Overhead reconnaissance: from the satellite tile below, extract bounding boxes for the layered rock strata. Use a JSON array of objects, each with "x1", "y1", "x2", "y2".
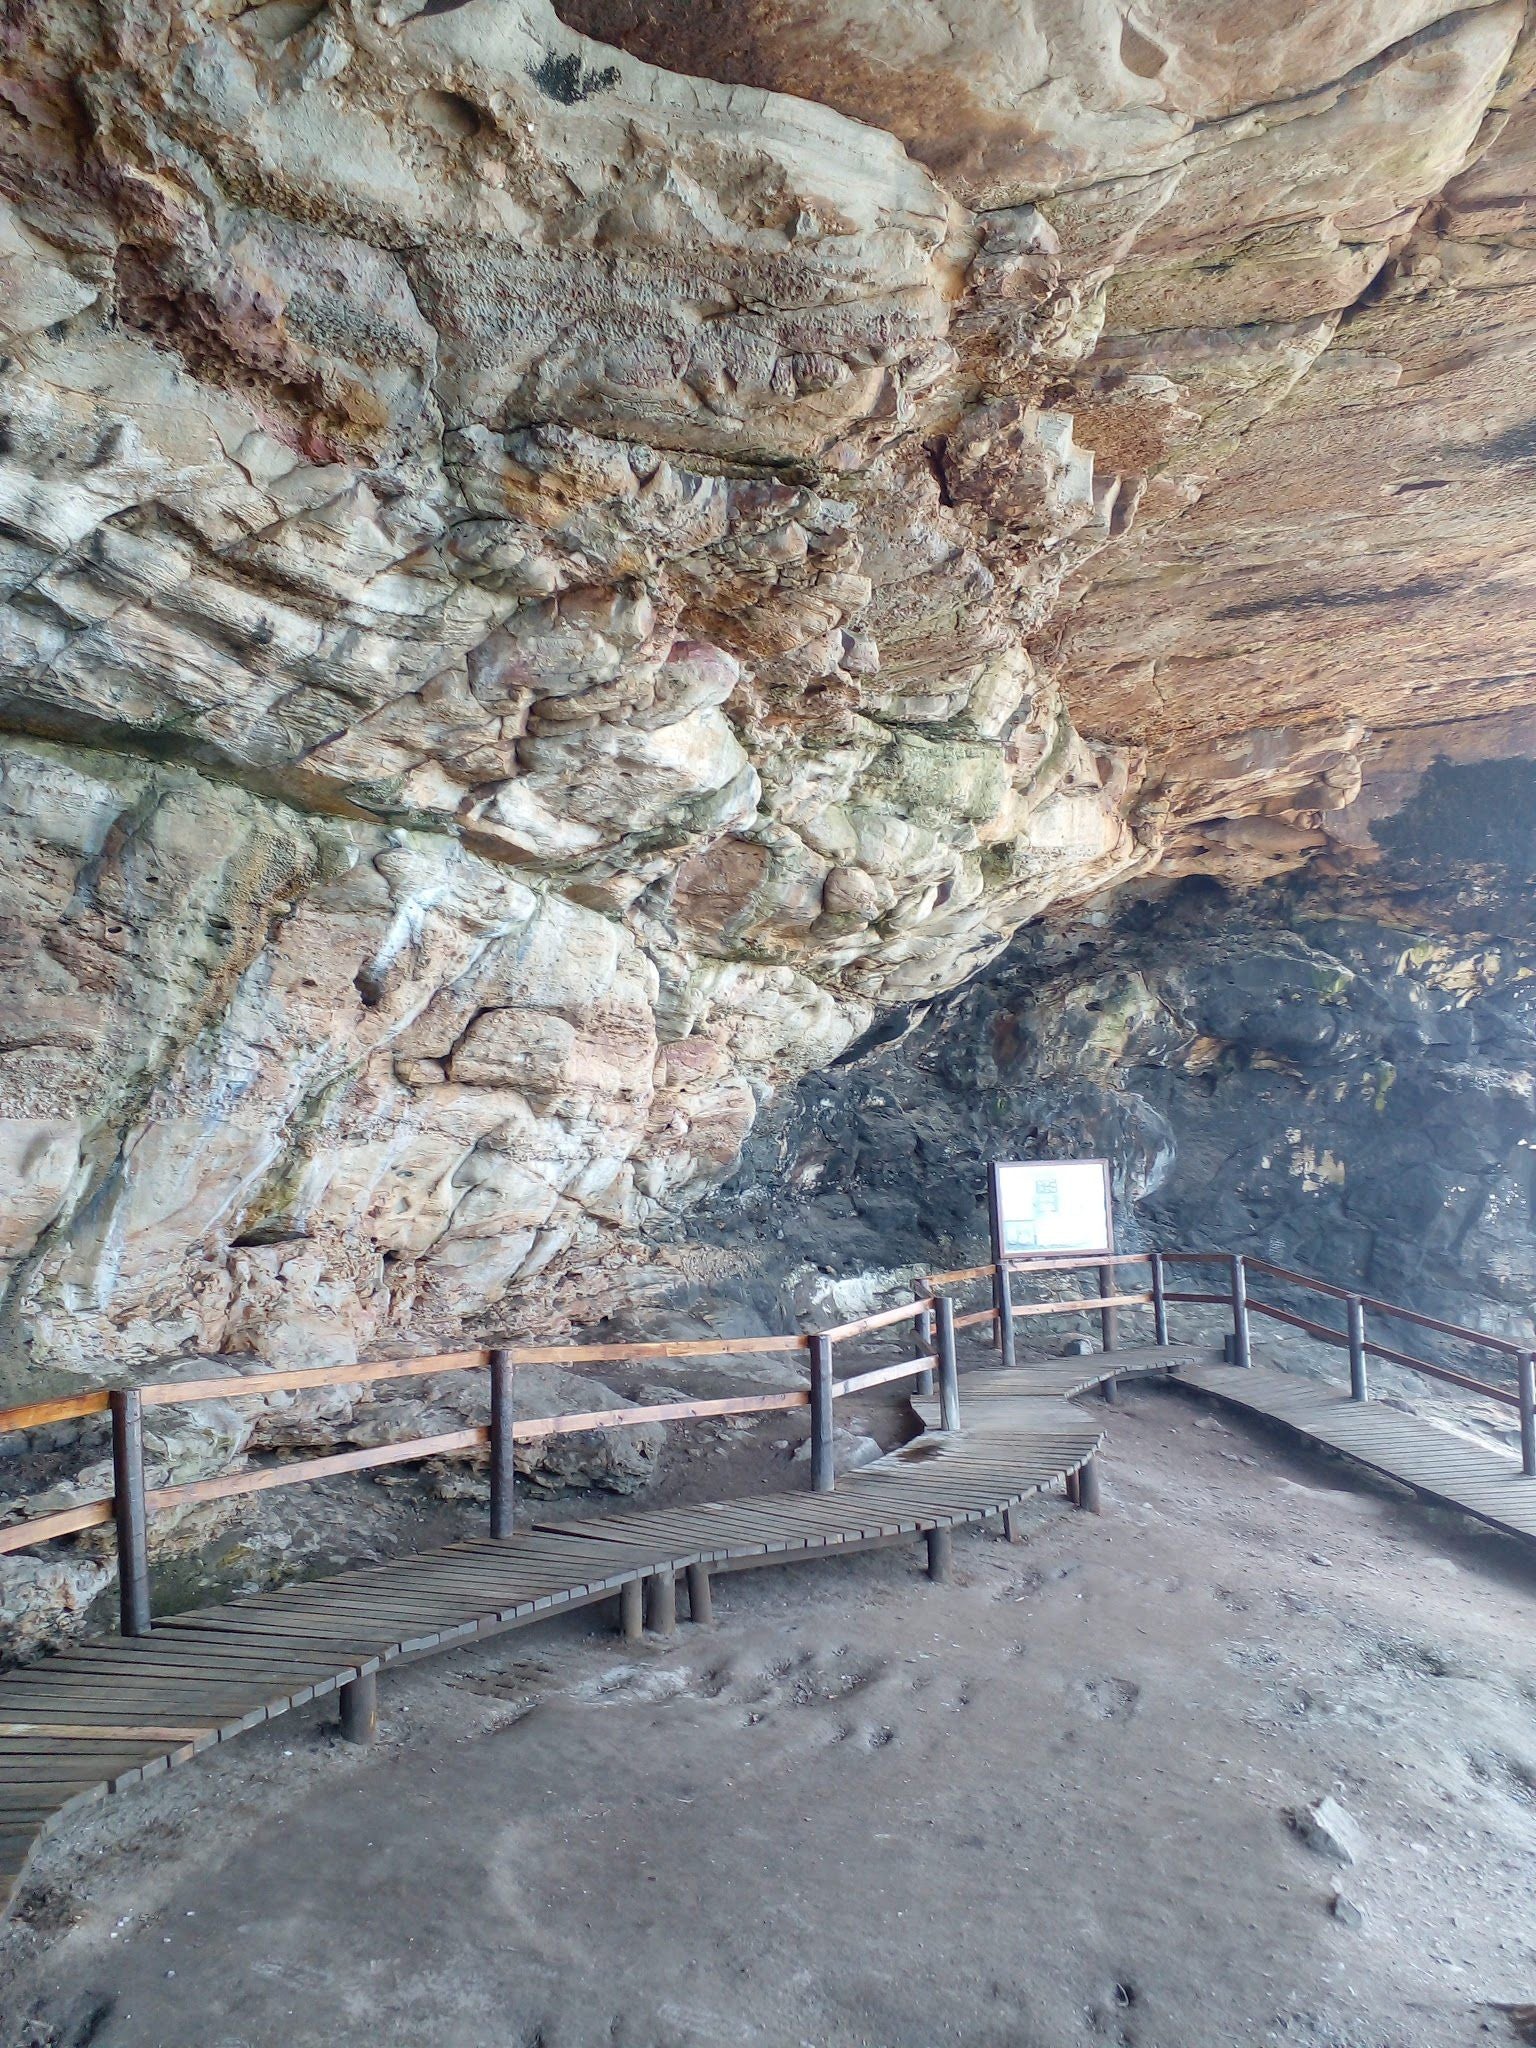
[
  {"x1": 1, "y1": 0, "x2": 1163, "y2": 1383},
  {"x1": 1, "y1": 3, "x2": 1535, "y2": 1637}
]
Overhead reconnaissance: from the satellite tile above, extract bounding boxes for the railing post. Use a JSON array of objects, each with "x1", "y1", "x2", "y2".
[
  {"x1": 809, "y1": 1333, "x2": 835, "y2": 1493},
  {"x1": 1519, "y1": 1351, "x2": 1535, "y2": 1477},
  {"x1": 935, "y1": 1295, "x2": 961, "y2": 1433},
  {"x1": 109, "y1": 1387, "x2": 151, "y2": 1638},
  {"x1": 1099, "y1": 1262, "x2": 1119, "y2": 1355},
  {"x1": 995, "y1": 1261, "x2": 1016, "y2": 1370},
  {"x1": 489, "y1": 1346, "x2": 516, "y2": 1538},
  {"x1": 1229, "y1": 1254, "x2": 1251, "y2": 1369},
  {"x1": 1347, "y1": 1297, "x2": 1368, "y2": 1404},
  {"x1": 914, "y1": 1283, "x2": 935, "y2": 1397},
  {"x1": 1151, "y1": 1251, "x2": 1169, "y2": 1346}
]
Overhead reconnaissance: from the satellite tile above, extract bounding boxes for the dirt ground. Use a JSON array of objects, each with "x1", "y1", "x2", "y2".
[{"x1": 3, "y1": 1378, "x2": 1535, "y2": 2048}]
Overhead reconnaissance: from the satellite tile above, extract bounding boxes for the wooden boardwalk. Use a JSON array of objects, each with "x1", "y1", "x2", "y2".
[
  {"x1": 0, "y1": 1381, "x2": 1111, "y2": 1918},
  {"x1": 1175, "y1": 1360, "x2": 1536, "y2": 1543},
  {"x1": 927, "y1": 1341, "x2": 1219, "y2": 1411},
  {"x1": 8, "y1": 1327, "x2": 1529, "y2": 1921}
]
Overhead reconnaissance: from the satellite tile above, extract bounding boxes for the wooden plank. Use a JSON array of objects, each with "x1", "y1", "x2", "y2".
[
  {"x1": 702, "y1": 1500, "x2": 917, "y2": 1543},
  {"x1": 1009, "y1": 1293, "x2": 1152, "y2": 1319},
  {"x1": 155, "y1": 1612, "x2": 438, "y2": 1655},
  {"x1": 0, "y1": 1499, "x2": 116, "y2": 1555},
  {"x1": 196, "y1": 1596, "x2": 471, "y2": 1635},
  {"x1": 137, "y1": 1350, "x2": 489, "y2": 1409},
  {"x1": 163, "y1": 1599, "x2": 462, "y2": 1643},
  {"x1": 0, "y1": 1752, "x2": 179, "y2": 1788},
  {"x1": 45, "y1": 1637, "x2": 349, "y2": 1672},
  {"x1": 10, "y1": 1643, "x2": 343, "y2": 1682},
  {"x1": 0, "y1": 1687, "x2": 286, "y2": 1721},
  {"x1": 0, "y1": 1391, "x2": 113, "y2": 1433},
  {"x1": 147, "y1": 1631, "x2": 378, "y2": 1677},
  {"x1": 269, "y1": 1553, "x2": 603, "y2": 1598},
  {"x1": 521, "y1": 1519, "x2": 705, "y2": 1548},
  {"x1": 419, "y1": 1547, "x2": 644, "y2": 1588},
  {"x1": 687, "y1": 1501, "x2": 866, "y2": 1540},
  {"x1": 0, "y1": 1737, "x2": 165, "y2": 1759},
  {"x1": 513, "y1": 1392, "x2": 808, "y2": 1441},
  {"x1": 830, "y1": 1356, "x2": 931, "y2": 1397},
  {"x1": 1359, "y1": 1338, "x2": 1516, "y2": 1406},
  {"x1": 503, "y1": 1334, "x2": 808, "y2": 1366},
  {"x1": 0, "y1": 1722, "x2": 215, "y2": 1741},
  {"x1": 820, "y1": 1299, "x2": 932, "y2": 1343},
  {"x1": 146, "y1": 1428, "x2": 487, "y2": 1510},
  {"x1": 0, "y1": 1782, "x2": 104, "y2": 1809}
]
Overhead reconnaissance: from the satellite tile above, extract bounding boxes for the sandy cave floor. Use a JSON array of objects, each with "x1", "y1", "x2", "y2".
[{"x1": 2, "y1": 1382, "x2": 1536, "y2": 2048}]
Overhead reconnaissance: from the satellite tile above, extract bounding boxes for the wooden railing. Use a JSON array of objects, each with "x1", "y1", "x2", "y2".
[
  {"x1": 0, "y1": 1297, "x2": 961, "y2": 1635},
  {"x1": 923, "y1": 1242, "x2": 1536, "y2": 1466},
  {"x1": 7, "y1": 1241, "x2": 1533, "y2": 1636},
  {"x1": 921, "y1": 1249, "x2": 1158, "y2": 1368},
  {"x1": 1156, "y1": 1249, "x2": 1536, "y2": 1473}
]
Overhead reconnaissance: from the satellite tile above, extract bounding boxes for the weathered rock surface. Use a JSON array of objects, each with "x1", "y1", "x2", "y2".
[
  {"x1": 0, "y1": 0, "x2": 1162, "y2": 1388},
  {"x1": 2, "y1": 1, "x2": 1536, "y2": 1638},
  {"x1": 695, "y1": 756, "x2": 1536, "y2": 1360}
]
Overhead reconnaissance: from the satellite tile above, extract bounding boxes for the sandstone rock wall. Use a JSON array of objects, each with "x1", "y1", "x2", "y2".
[{"x1": 1, "y1": 0, "x2": 1532, "y2": 1398}]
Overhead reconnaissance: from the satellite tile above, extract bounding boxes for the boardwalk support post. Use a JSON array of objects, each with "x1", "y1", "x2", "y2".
[
  {"x1": 1151, "y1": 1251, "x2": 1169, "y2": 1347},
  {"x1": 109, "y1": 1388, "x2": 151, "y2": 1639},
  {"x1": 1077, "y1": 1456, "x2": 1102, "y2": 1515},
  {"x1": 489, "y1": 1346, "x2": 516, "y2": 1538},
  {"x1": 338, "y1": 1670, "x2": 377, "y2": 1745},
  {"x1": 935, "y1": 1295, "x2": 961, "y2": 1434},
  {"x1": 914, "y1": 1285, "x2": 935, "y2": 1397},
  {"x1": 686, "y1": 1563, "x2": 713, "y2": 1625},
  {"x1": 1003, "y1": 1507, "x2": 1022, "y2": 1544},
  {"x1": 645, "y1": 1571, "x2": 677, "y2": 1636},
  {"x1": 1347, "y1": 1297, "x2": 1368, "y2": 1404},
  {"x1": 1519, "y1": 1351, "x2": 1536, "y2": 1477},
  {"x1": 925, "y1": 1527, "x2": 953, "y2": 1582},
  {"x1": 620, "y1": 1580, "x2": 643, "y2": 1641},
  {"x1": 1229, "y1": 1254, "x2": 1252, "y2": 1369},
  {"x1": 809, "y1": 1333, "x2": 835, "y2": 1493}
]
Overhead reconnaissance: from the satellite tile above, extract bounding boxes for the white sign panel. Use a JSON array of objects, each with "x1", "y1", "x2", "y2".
[{"x1": 991, "y1": 1159, "x2": 1113, "y2": 1258}]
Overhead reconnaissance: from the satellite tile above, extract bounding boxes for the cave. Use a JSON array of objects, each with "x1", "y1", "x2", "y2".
[{"x1": 2, "y1": 3, "x2": 1536, "y2": 2041}]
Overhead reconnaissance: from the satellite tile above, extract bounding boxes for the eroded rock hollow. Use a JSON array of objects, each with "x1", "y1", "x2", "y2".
[{"x1": 4, "y1": 1, "x2": 1535, "y2": 1636}]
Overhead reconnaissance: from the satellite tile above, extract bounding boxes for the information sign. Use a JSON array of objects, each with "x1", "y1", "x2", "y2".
[{"x1": 988, "y1": 1159, "x2": 1114, "y2": 1260}]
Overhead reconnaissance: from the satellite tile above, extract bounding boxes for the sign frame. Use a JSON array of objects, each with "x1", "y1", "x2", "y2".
[{"x1": 987, "y1": 1157, "x2": 1115, "y2": 1264}]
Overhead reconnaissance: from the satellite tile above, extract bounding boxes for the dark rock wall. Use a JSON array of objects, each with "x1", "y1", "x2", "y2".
[{"x1": 697, "y1": 761, "x2": 1536, "y2": 1352}]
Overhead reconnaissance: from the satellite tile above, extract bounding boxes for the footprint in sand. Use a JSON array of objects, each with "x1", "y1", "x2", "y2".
[{"x1": 1075, "y1": 1676, "x2": 1142, "y2": 1721}]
